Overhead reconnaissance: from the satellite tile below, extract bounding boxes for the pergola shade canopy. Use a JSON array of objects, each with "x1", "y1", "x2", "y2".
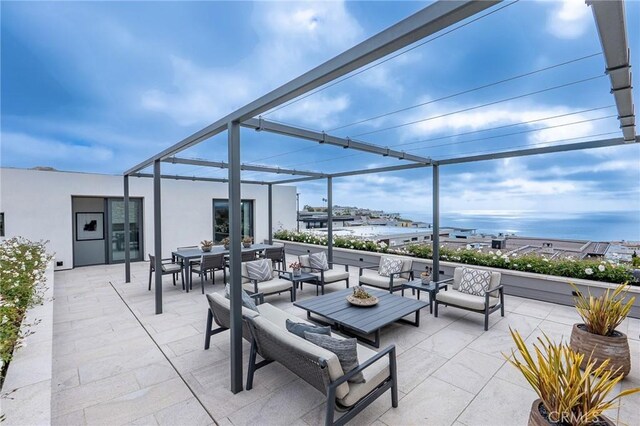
[{"x1": 122, "y1": 0, "x2": 638, "y2": 396}]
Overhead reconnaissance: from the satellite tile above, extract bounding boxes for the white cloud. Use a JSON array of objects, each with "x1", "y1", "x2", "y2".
[
  {"x1": 1, "y1": 132, "x2": 114, "y2": 170},
  {"x1": 545, "y1": 0, "x2": 591, "y2": 39},
  {"x1": 140, "y1": 1, "x2": 364, "y2": 129}
]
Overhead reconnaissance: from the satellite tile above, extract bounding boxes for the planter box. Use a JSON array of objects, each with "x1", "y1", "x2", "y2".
[
  {"x1": 0, "y1": 261, "x2": 55, "y2": 425},
  {"x1": 275, "y1": 240, "x2": 640, "y2": 319}
]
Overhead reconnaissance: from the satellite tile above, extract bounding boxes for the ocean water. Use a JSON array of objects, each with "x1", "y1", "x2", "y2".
[{"x1": 399, "y1": 211, "x2": 640, "y2": 242}]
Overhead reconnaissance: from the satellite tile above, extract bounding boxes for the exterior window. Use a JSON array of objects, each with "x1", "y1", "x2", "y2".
[
  {"x1": 0, "y1": 212, "x2": 4, "y2": 237},
  {"x1": 213, "y1": 200, "x2": 254, "y2": 243}
]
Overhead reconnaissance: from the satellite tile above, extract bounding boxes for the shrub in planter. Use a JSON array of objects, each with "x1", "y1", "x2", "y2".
[
  {"x1": 569, "y1": 283, "x2": 634, "y2": 377},
  {"x1": 0, "y1": 237, "x2": 52, "y2": 388},
  {"x1": 505, "y1": 329, "x2": 639, "y2": 426}
]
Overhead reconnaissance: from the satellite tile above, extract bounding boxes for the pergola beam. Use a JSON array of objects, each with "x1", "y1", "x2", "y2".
[
  {"x1": 124, "y1": 0, "x2": 498, "y2": 175},
  {"x1": 435, "y1": 136, "x2": 638, "y2": 165},
  {"x1": 242, "y1": 118, "x2": 431, "y2": 164},
  {"x1": 164, "y1": 156, "x2": 327, "y2": 178},
  {"x1": 588, "y1": 0, "x2": 635, "y2": 141},
  {"x1": 130, "y1": 172, "x2": 266, "y2": 185}
]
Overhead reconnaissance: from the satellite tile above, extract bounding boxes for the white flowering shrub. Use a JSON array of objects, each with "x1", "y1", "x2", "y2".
[
  {"x1": 0, "y1": 237, "x2": 53, "y2": 386},
  {"x1": 273, "y1": 230, "x2": 635, "y2": 285}
]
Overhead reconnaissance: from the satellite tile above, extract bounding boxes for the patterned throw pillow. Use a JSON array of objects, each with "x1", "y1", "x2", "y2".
[
  {"x1": 245, "y1": 259, "x2": 273, "y2": 282},
  {"x1": 458, "y1": 267, "x2": 492, "y2": 296},
  {"x1": 304, "y1": 332, "x2": 365, "y2": 383},
  {"x1": 378, "y1": 256, "x2": 404, "y2": 277},
  {"x1": 224, "y1": 284, "x2": 258, "y2": 311},
  {"x1": 285, "y1": 319, "x2": 331, "y2": 338},
  {"x1": 309, "y1": 251, "x2": 329, "y2": 271}
]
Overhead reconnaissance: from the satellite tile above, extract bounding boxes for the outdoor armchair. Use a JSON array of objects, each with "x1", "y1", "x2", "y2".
[
  {"x1": 260, "y1": 246, "x2": 286, "y2": 270},
  {"x1": 148, "y1": 254, "x2": 184, "y2": 290},
  {"x1": 241, "y1": 260, "x2": 295, "y2": 301},
  {"x1": 191, "y1": 253, "x2": 227, "y2": 294},
  {"x1": 434, "y1": 267, "x2": 504, "y2": 330},
  {"x1": 299, "y1": 253, "x2": 350, "y2": 294},
  {"x1": 358, "y1": 257, "x2": 413, "y2": 293}
]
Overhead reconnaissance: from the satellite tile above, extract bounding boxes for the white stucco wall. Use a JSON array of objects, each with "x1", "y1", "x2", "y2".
[{"x1": 0, "y1": 168, "x2": 297, "y2": 270}]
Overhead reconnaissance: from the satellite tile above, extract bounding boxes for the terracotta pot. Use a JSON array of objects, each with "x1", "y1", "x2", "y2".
[
  {"x1": 529, "y1": 399, "x2": 614, "y2": 426},
  {"x1": 570, "y1": 323, "x2": 630, "y2": 378}
]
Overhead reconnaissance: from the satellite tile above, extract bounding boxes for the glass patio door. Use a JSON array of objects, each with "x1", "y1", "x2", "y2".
[
  {"x1": 107, "y1": 198, "x2": 143, "y2": 263},
  {"x1": 213, "y1": 199, "x2": 253, "y2": 242}
]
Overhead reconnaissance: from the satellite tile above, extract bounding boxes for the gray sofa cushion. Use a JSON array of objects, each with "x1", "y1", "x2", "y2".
[
  {"x1": 286, "y1": 319, "x2": 331, "y2": 338},
  {"x1": 245, "y1": 259, "x2": 273, "y2": 282},
  {"x1": 436, "y1": 288, "x2": 499, "y2": 311},
  {"x1": 224, "y1": 284, "x2": 258, "y2": 311},
  {"x1": 312, "y1": 269, "x2": 349, "y2": 284},
  {"x1": 458, "y1": 267, "x2": 492, "y2": 296},
  {"x1": 378, "y1": 257, "x2": 403, "y2": 277},
  {"x1": 360, "y1": 268, "x2": 408, "y2": 289},
  {"x1": 309, "y1": 252, "x2": 329, "y2": 271},
  {"x1": 304, "y1": 333, "x2": 365, "y2": 384}
]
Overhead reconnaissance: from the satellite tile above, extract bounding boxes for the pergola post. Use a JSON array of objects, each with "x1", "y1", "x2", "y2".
[
  {"x1": 432, "y1": 164, "x2": 440, "y2": 282},
  {"x1": 153, "y1": 160, "x2": 163, "y2": 314},
  {"x1": 227, "y1": 121, "x2": 243, "y2": 394},
  {"x1": 124, "y1": 175, "x2": 131, "y2": 283},
  {"x1": 268, "y1": 184, "x2": 273, "y2": 245},
  {"x1": 327, "y1": 177, "x2": 333, "y2": 263}
]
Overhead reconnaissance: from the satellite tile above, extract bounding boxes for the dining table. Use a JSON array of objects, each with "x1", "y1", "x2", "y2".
[{"x1": 172, "y1": 243, "x2": 277, "y2": 293}]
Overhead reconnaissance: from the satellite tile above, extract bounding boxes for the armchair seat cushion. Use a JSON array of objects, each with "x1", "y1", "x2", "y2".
[
  {"x1": 359, "y1": 269, "x2": 408, "y2": 289},
  {"x1": 161, "y1": 263, "x2": 182, "y2": 273},
  {"x1": 243, "y1": 278, "x2": 292, "y2": 295},
  {"x1": 312, "y1": 269, "x2": 349, "y2": 284},
  {"x1": 435, "y1": 288, "x2": 499, "y2": 311},
  {"x1": 338, "y1": 344, "x2": 390, "y2": 407}
]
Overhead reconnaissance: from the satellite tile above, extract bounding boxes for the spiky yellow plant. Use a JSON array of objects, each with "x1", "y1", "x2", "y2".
[
  {"x1": 505, "y1": 329, "x2": 639, "y2": 426},
  {"x1": 570, "y1": 283, "x2": 635, "y2": 336}
]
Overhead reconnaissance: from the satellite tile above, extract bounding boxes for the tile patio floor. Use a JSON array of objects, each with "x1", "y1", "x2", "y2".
[{"x1": 51, "y1": 259, "x2": 640, "y2": 426}]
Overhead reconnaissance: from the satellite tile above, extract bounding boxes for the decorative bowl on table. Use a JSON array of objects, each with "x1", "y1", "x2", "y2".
[
  {"x1": 202, "y1": 246, "x2": 212, "y2": 252},
  {"x1": 200, "y1": 240, "x2": 214, "y2": 252},
  {"x1": 347, "y1": 286, "x2": 379, "y2": 307}
]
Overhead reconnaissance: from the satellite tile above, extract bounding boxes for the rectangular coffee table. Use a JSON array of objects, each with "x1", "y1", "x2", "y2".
[{"x1": 294, "y1": 288, "x2": 428, "y2": 347}]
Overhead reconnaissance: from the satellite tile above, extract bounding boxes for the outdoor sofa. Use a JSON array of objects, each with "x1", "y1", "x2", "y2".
[{"x1": 204, "y1": 292, "x2": 398, "y2": 426}]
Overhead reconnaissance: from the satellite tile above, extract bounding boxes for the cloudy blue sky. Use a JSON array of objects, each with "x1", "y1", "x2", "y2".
[{"x1": 2, "y1": 1, "x2": 639, "y2": 229}]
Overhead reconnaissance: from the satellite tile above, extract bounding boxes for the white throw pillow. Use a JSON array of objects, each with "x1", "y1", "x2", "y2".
[
  {"x1": 378, "y1": 257, "x2": 404, "y2": 277},
  {"x1": 458, "y1": 267, "x2": 492, "y2": 296},
  {"x1": 309, "y1": 252, "x2": 329, "y2": 271},
  {"x1": 245, "y1": 259, "x2": 273, "y2": 282}
]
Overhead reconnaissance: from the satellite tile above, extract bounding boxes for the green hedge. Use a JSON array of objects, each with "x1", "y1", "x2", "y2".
[
  {"x1": 0, "y1": 237, "x2": 52, "y2": 387},
  {"x1": 273, "y1": 230, "x2": 635, "y2": 285}
]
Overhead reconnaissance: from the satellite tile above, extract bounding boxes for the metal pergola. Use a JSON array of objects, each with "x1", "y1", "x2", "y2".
[{"x1": 122, "y1": 0, "x2": 637, "y2": 394}]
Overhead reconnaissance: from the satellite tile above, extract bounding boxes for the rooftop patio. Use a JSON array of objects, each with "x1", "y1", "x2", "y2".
[{"x1": 51, "y1": 259, "x2": 640, "y2": 426}]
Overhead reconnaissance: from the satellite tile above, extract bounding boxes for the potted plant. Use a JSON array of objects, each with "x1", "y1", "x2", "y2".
[
  {"x1": 420, "y1": 266, "x2": 433, "y2": 284},
  {"x1": 505, "y1": 329, "x2": 639, "y2": 426},
  {"x1": 200, "y1": 240, "x2": 213, "y2": 252},
  {"x1": 242, "y1": 236, "x2": 253, "y2": 248},
  {"x1": 289, "y1": 261, "x2": 302, "y2": 277},
  {"x1": 569, "y1": 283, "x2": 634, "y2": 377},
  {"x1": 221, "y1": 238, "x2": 230, "y2": 250}
]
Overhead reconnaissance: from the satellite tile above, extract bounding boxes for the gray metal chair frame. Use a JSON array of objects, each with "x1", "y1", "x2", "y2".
[
  {"x1": 148, "y1": 254, "x2": 184, "y2": 290},
  {"x1": 241, "y1": 250, "x2": 258, "y2": 262},
  {"x1": 433, "y1": 277, "x2": 505, "y2": 330},
  {"x1": 245, "y1": 317, "x2": 398, "y2": 426},
  {"x1": 191, "y1": 253, "x2": 227, "y2": 294},
  {"x1": 204, "y1": 292, "x2": 264, "y2": 350},
  {"x1": 243, "y1": 268, "x2": 295, "y2": 302},
  {"x1": 358, "y1": 265, "x2": 414, "y2": 293},
  {"x1": 261, "y1": 246, "x2": 286, "y2": 271},
  {"x1": 303, "y1": 262, "x2": 350, "y2": 295}
]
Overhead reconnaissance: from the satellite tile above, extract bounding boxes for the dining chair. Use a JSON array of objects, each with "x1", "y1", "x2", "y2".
[
  {"x1": 191, "y1": 253, "x2": 227, "y2": 293},
  {"x1": 148, "y1": 254, "x2": 184, "y2": 290}
]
